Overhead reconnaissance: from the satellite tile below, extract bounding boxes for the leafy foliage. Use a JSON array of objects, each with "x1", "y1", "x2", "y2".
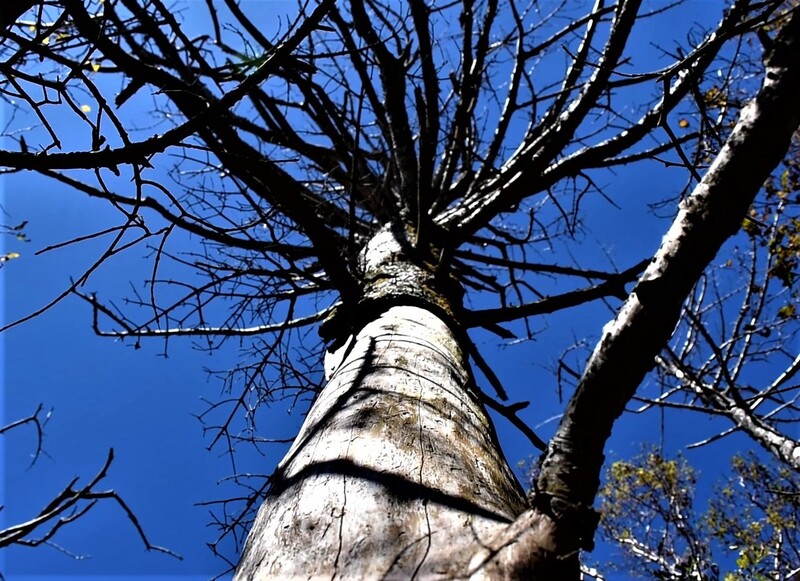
[
  {"x1": 598, "y1": 449, "x2": 715, "y2": 580},
  {"x1": 597, "y1": 449, "x2": 800, "y2": 581},
  {"x1": 0, "y1": 219, "x2": 28, "y2": 266},
  {"x1": 708, "y1": 453, "x2": 800, "y2": 581},
  {"x1": 762, "y1": 139, "x2": 800, "y2": 290}
]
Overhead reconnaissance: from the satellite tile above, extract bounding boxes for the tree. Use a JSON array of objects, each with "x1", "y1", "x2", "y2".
[
  {"x1": 1, "y1": 0, "x2": 799, "y2": 578},
  {"x1": 596, "y1": 448, "x2": 800, "y2": 580},
  {"x1": 0, "y1": 407, "x2": 176, "y2": 561},
  {"x1": 633, "y1": 133, "x2": 800, "y2": 473},
  {"x1": 597, "y1": 449, "x2": 715, "y2": 580},
  {"x1": 569, "y1": 98, "x2": 800, "y2": 581}
]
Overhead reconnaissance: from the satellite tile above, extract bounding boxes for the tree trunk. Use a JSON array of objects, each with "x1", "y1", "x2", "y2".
[{"x1": 234, "y1": 227, "x2": 576, "y2": 579}]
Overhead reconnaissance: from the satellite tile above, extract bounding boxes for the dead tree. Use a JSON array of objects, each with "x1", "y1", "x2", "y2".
[{"x1": 1, "y1": 0, "x2": 799, "y2": 577}]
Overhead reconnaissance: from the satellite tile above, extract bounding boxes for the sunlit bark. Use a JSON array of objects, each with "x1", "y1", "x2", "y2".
[
  {"x1": 538, "y1": 0, "x2": 800, "y2": 538},
  {"x1": 235, "y1": 227, "x2": 536, "y2": 579},
  {"x1": 239, "y1": 8, "x2": 800, "y2": 578},
  {"x1": 4, "y1": 0, "x2": 800, "y2": 576}
]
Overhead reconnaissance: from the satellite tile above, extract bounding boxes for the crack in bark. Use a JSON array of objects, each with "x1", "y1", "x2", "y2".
[
  {"x1": 411, "y1": 375, "x2": 433, "y2": 580},
  {"x1": 236, "y1": 305, "x2": 525, "y2": 579}
]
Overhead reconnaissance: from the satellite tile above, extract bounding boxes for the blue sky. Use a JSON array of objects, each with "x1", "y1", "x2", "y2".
[
  {"x1": 0, "y1": 1, "x2": 768, "y2": 579},
  {"x1": 2, "y1": 170, "x2": 733, "y2": 580}
]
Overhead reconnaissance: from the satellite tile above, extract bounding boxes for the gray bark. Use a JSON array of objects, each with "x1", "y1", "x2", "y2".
[
  {"x1": 235, "y1": 227, "x2": 534, "y2": 579},
  {"x1": 235, "y1": 9, "x2": 800, "y2": 580},
  {"x1": 537, "y1": 0, "x2": 800, "y2": 530}
]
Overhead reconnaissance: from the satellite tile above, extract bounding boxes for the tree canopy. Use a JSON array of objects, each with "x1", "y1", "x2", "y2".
[{"x1": 2, "y1": 0, "x2": 800, "y2": 577}]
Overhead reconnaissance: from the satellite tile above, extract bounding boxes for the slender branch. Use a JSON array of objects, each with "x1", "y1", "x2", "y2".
[
  {"x1": 0, "y1": 0, "x2": 38, "y2": 32},
  {"x1": 75, "y1": 289, "x2": 333, "y2": 338},
  {"x1": 464, "y1": 259, "x2": 646, "y2": 327},
  {"x1": 447, "y1": 0, "x2": 644, "y2": 239},
  {"x1": 0, "y1": 449, "x2": 180, "y2": 558}
]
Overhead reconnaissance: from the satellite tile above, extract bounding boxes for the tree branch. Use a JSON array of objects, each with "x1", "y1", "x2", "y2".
[
  {"x1": 464, "y1": 259, "x2": 646, "y2": 327},
  {"x1": 536, "y1": 4, "x2": 800, "y2": 519}
]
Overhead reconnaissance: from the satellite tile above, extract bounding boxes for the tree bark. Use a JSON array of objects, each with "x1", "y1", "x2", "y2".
[
  {"x1": 234, "y1": 227, "x2": 579, "y2": 579},
  {"x1": 536, "y1": 0, "x2": 800, "y2": 545},
  {"x1": 235, "y1": 10, "x2": 800, "y2": 579},
  {"x1": 235, "y1": 302, "x2": 530, "y2": 579}
]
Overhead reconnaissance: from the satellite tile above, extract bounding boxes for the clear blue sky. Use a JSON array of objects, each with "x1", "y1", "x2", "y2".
[{"x1": 1, "y1": 1, "x2": 762, "y2": 579}]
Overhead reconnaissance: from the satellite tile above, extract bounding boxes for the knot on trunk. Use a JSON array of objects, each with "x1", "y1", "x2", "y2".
[
  {"x1": 531, "y1": 491, "x2": 601, "y2": 552},
  {"x1": 320, "y1": 223, "x2": 463, "y2": 345},
  {"x1": 534, "y1": 436, "x2": 604, "y2": 551}
]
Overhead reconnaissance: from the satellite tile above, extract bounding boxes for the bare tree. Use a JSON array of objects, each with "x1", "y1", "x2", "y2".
[
  {"x1": 0, "y1": 407, "x2": 177, "y2": 562},
  {"x1": 633, "y1": 136, "x2": 800, "y2": 471},
  {"x1": 1, "y1": 0, "x2": 800, "y2": 578}
]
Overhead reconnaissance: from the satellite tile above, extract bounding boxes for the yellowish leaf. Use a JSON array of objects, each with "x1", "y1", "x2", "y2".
[
  {"x1": 678, "y1": 119, "x2": 689, "y2": 128},
  {"x1": 91, "y1": 61, "x2": 101, "y2": 72},
  {"x1": 42, "y1": 36, "x2": 50, "y2": 45},
  {"x1": 5, "y1": 252, "x2": 20, "y2": 259},
  {"x1": 778, "y1": 304, "x2": 796, "y2": 320},
  {"x1": 81, "y1": 104, "x2": 92, "y2": 113}
]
